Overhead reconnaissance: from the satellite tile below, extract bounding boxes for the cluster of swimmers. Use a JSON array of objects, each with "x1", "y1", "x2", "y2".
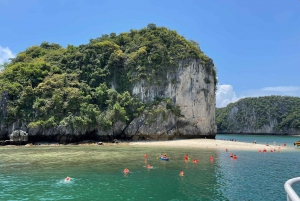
[
  {"x1": 265, "y1": 142, "x2": 286, "y2": 147},
  {"x1": 64, "y1": 143, "x2": 289, "y2": 181},
  {"x1": 229, "y1": 153, "x2": 238, "y2": 159},
  {"x1": 122, "y1": 153, "x2": 215, "y2": 177},
  {"x1": 184, "y1": 154, "x2": 199, "y2": 163},
  {"x1": 258, "y1": 146, "x2": 281, "y2": 153},
  {"x1": 64, "y1": 149, "x2": 242, "y2": 181}
]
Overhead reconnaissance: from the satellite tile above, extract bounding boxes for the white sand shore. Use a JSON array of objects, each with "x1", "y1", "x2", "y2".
[{"x1": 129, "y1": 139, "x2": 289, "y2": 151}]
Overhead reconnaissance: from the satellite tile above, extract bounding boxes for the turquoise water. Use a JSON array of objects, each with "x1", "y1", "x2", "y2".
[
  {"x1": 216, "y1": 134, "x2": 300, "y2": 148},
  {"x1": 0, "y1": 134, "x2": 300, "y2": 201}
]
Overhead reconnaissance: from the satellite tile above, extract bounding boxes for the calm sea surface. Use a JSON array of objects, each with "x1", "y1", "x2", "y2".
[{"x1": 1, "y1": 134, "x2": 300, "y2": 201}]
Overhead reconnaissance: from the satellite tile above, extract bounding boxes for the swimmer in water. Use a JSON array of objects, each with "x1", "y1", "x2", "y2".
[
  {"x1": 65, "y1": 176, "x2": 71, "y2": 181},
  {"x1": 146, "y1": 164, "x2": 153, "y2": 169},
  {"x1": 124, "y1": 168, "x2": 130, "y2": 174},
  {"x1": 179, "y1": 170, "x2": 184, "y2": 176}
]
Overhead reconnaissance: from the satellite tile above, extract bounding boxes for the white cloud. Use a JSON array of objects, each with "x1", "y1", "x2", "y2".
[
  {"x1": 216, "y1": 84, "x2": 300, "y2": 108},
  {"x1": 0, "y1": 46, "x2": 15, "y2": 65},
  {"x1": 216, "y1": 84, "x2": 241, "y2": 108}
]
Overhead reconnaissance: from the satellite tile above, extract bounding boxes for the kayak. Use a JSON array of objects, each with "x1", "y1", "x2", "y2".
[{"x1": 159, "y1": 156, "x2": 169, "y2": 161}]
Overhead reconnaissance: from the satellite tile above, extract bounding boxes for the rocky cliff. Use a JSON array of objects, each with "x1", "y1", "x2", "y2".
[
  {"x1": 216, "y1": 96, "x2": 300, "y2": 135},
  {"x1": 125, "y1": 59, "x2": 216, "y2": 140}
]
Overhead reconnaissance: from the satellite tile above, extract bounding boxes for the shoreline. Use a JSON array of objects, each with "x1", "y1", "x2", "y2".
[
  {"x1": 129, "y1": 139, "x2": 290, "y2": 151},
  {"x1": 0, "y1": 139, "x2": 293, "y2": 151}
]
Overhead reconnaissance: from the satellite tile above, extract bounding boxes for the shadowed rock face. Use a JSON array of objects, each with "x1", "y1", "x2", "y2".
[
  {"x1": 0, "y1": 91, "x2": 8, "y2": 140},
  {"x1": 0, "y1": 60, "x2": 216, "y2": 143}
]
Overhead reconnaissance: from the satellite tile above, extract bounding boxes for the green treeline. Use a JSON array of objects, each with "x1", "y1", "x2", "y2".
[
  {"x1": 216, "y1": 96, "x2": 300, "y2": 132},
  {"x1": 0, "y1": 24, "x2": 216, "y2": 131}
]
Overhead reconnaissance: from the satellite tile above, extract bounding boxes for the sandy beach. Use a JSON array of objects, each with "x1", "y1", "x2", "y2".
[
  {"x1": 14, "y1": 138, "x2": 290, "y2": 152},
  {"x1": 129, "y1": 139, "x2": 289, "y2": 151}
]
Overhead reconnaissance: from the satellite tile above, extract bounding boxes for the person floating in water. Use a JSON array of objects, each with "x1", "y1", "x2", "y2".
[
  {"x1": 146, "y1": 164, "x2": 153, "y2": 169},
  {"x1": 163, "y1": 154, "x2": 167, "y2": 159},
  {"x1": 179, "y1": 170, "x2": 184, "y2": 176},
  {"x1": 192, "y1": 159, "x2": 199, "y2": 163},
  {"x1": 124, "y1": 168, "x2": 130, "y2": 174},
  {"x1": 65, "y1": 176, "x2": 71, "y2": 182},
  {"x1": 184, "y1": 154, "x2": 190, "y2": 161},
  {"x1": 144, "y1": 153, "x2": 148, "y2": 159}
]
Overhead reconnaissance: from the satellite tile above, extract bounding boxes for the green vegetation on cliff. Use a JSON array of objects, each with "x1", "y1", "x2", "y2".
[
  {"x1": 216, "y1": 96, "x2": 300, "y2": 133},
  {"x1": 0, "y1": 24, "x2": 216, "y2": 131}
]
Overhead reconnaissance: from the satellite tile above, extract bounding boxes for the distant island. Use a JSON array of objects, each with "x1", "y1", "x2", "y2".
[
  {"x1": 0, "y1": 24, "x2": 217, "y2": 145},
  {"x1": 216, "y1": 96, "x2": 300, "y2": 135}
]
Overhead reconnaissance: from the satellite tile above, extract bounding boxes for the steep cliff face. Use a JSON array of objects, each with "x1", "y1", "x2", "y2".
[
  {"x1": 216, "y1": 96, "x2": 300, "y2": 135},
  {"x1": 124, "y1": 59, "x2": 216, "y2": 139}
]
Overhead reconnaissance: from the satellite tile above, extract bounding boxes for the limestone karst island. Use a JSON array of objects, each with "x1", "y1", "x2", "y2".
[
  {"x1": 0, "y1": 24, "x2": 217, "y2": 145},
  {"x1": 216, "y1": 96, "x2": 300, "y2": 135}
]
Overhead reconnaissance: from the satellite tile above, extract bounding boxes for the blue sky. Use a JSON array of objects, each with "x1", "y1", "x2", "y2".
[{"x1": 0, "y1": 0, "x2": 299, "y2": 107}]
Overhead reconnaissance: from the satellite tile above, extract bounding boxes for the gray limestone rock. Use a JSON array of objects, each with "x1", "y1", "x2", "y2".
[
  {"x1": 9, "y1": 130, "x2": 28, "y2": 142},
  {"x1": 126, "y1": 59, "x2": 216, "y2": 139}
]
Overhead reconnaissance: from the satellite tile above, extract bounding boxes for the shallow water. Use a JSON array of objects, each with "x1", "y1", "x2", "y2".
[
  {"x1": 216, "y1": 133, "x2": 300, "y2": 148},
  {"x1": 1, "y1": 135, "x2": 300, "y2": 201}
]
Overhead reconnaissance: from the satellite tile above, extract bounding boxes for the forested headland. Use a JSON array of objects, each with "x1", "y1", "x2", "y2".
[{"x1": 216, "y1": 96, "x2": 300, "y2": 134}]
